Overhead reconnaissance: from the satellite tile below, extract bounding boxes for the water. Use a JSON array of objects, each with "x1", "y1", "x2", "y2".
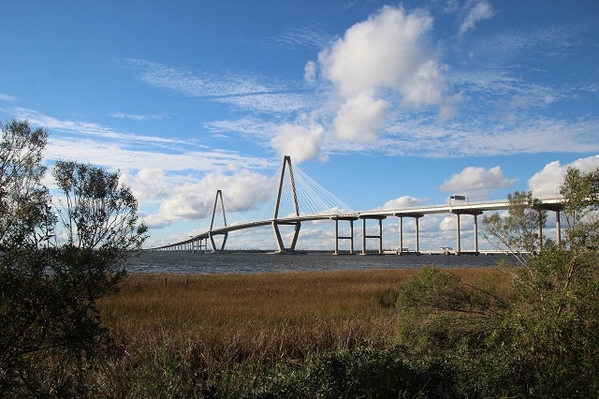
[{"x1": 125, "y1": 251, "x2": 514, "y2": 274}]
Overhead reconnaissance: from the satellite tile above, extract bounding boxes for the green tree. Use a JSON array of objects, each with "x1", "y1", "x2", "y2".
[
  {"x1": 396, "y1": 168, "x2": 599, "y2": 397},
  {"x1": 482, "y1": 190, "x2": 547, "y2": 264},
  {"x1": 0, "y1": 120, "x2": 147, "y2": 397}
]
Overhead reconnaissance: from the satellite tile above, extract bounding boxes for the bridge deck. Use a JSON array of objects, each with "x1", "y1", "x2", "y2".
[{"x1": 150, "y1": 197, "x2": 563, "y2": 251}]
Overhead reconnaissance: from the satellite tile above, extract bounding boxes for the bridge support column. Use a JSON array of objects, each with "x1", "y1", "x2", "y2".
[
  {"x1": 271, "y1": 155, "x2": 302, "y2": 253},
  {"x1": 272, "y1": 221, "x2": 301, "y2": 253},
  {"x1": 359, "y1": 215, "x2": 386, "y2": 255},
  {"x1": 332, "y1": 216, "x2": 358, "y2": 255},
  {"x1": 452, "y1": 210, "x2": 483, "y2": 255},
  {"x1": 208, "y1": 189, "x2": 229, "y2": 252},
  {"x1": 395, "y1": 213, "x2": 424, "y2": 254},
  {"x1": 535, "y1": 203, "x2": 563, "y2": 250},
  {"x1": 209, "y1": 232, "x2": 229, "y2": 253}
]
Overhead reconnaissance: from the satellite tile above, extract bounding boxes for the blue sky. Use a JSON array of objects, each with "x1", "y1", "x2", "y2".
[{"x1": 1, "y1": 0, "x2": 598, "y2": 251}]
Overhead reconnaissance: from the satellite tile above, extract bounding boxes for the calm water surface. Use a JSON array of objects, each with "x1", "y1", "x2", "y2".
[{"x1": 126, "y1": 252, "x2": 515, "y2": 274}]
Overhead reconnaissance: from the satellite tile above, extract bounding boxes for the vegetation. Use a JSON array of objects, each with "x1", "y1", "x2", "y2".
[
  {"x1": 4, "y1": 119, "x2": 599, "y2": 397},
  {"x1": 94, "y1": 269, "x2": 495, "y2": 398},
  {"x1": 395, "y1": 167, "x2": 599, "y2": 397},
  {"x1": 0, "y1": 120, "x2": 147, "y2": 397}
]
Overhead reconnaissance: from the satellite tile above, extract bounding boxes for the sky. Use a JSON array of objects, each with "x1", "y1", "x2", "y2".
[{"x1": 1, "y1": 0, "x2": 599, "y2": 251}]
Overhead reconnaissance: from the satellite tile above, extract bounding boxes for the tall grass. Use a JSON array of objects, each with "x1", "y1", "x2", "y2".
[{"x1": 94, "y1": 267, "x2": 504, "y2": 397}]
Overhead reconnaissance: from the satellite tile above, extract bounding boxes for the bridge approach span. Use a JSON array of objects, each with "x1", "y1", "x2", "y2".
[{"x1": 150, "y1": 197, "x2": 564, "y2": 255}]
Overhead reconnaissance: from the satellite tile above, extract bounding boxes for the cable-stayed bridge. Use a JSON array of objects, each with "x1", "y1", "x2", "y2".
[{"x1": 150, "y1": 156, "x2": 565, "y2": 255}]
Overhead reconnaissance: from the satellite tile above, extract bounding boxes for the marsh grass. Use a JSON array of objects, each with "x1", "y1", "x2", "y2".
[{"x1": 95, "y1": 267, "x2": 506, "y2": 397}]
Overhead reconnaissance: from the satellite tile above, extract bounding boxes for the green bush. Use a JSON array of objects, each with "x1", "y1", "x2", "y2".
[
  {"x1": 220, "y1": 346, "x2": 454, "y2": 399},
  {"x1": 394, "y1": 167, "x2": 599, "y2": 398}
]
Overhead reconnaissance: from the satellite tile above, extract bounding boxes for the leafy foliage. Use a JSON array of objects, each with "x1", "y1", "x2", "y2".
[
  {"x1": 0, "y1": 120, "x2": 147, "y2": 397},
  {"x1": 238, "y1": 347, "x2": 454, "y2": 399},
  {"x1": 482, "y1": 190, "x2": 547, "y2": 264},
  {"x1": 396, "y1": 167, "x2": 599, "y2": 397}
]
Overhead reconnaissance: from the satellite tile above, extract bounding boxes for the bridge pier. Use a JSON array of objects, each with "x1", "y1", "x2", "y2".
[
  {"x1": 452, "y1": 210, "x2": 483, "y2": 255},
  {"x1": 208, "y1": 189, "x2": 230, "y2": 252},
  {"x1": 395, "y1": 213, "x2": 424, "y2": 254},
  {"x1": 535, "y1": 203, "x2": 563, "y2": 249},
  {"x1": 272, "y1": 220, "x2": 301, "y2": 253},
  {"x1": 359, "y1": 215, "x2": 386, "y2": 255},
  {"x1": 332, "y1": 216, "x2": 358, "y2": 255},
  {"x1": 270, "y1": 155, "x2": 302, "y2": 253},
  {"x1": 209, "y1": 232, "x2": 229, "y2": 252}
]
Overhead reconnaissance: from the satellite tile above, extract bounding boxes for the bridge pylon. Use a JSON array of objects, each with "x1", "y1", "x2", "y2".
[
  {"x1": 208, "y1": 189, "x2": 229, "y2": 252},
  {"x1": 272, "y1": 155, "x2": 301, "y2": 253}
]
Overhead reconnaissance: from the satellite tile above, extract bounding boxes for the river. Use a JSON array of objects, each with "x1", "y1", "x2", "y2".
[{"x1": 126, "y1": 251, "x2": 515, "y2": 274}]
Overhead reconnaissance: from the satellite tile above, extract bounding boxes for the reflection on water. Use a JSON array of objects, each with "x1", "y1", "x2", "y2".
[{"x1": 125, "y1": 251, "x2": 515, "y2": 274}]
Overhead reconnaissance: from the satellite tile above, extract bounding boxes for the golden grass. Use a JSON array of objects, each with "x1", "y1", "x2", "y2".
[
  {"x1": 100, "y1": 270, "x2": 416, "y2": 352},
  {"x1": 96, "y1": 267, "x2": 509, "y2": 394}
]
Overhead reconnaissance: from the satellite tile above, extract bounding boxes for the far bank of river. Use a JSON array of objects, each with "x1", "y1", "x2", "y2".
[{"x1": 126, "y1": 251, "x2": 515, "y2": 274}]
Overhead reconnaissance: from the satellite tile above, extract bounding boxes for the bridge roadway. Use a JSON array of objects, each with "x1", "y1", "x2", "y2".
[{"x1": 151, "y1": 197, "x2": 564, "y2": 255}]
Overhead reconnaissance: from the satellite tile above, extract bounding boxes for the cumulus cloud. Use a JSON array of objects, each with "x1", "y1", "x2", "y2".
[
  {"x1": 381, "y1": 195, "x2": 427, "y2": 210},
  {"x1": 270, "y1": 122, "x2": 326, "y2": 163},
  {"x1": 333, "y1": 94, "x2": 388, "y2": 142},
  {"x1": 528, "y1": 155, "x2": 599, "y2": 198},
  {"x1": 319, "y1": 6, "x2": 433, "y2": 98},
  {"x1": 120, "y1": 168, "x2": 171, "y2": 203},
  {"x1": 317, "y1": 5, "x2": 454, "y2": 142},
  {"x1": 149, "y1": 169, "x2": 271, "y2": 227},
  {"x1": 459, "y1": 0, "x2": 494, "y2": 36},
  {"x1": 440, "y1": 166, "x2": 516, "y2": 200}
]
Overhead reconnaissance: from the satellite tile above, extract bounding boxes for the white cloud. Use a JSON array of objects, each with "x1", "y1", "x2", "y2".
[
  {"x1": 381, "y1": 195, "x2": 427, "y2": 210},
  {"x1": 270, "y1": 122, "x2": 326, "y2": 163},
  {"x1": 272, "y1": 24, "x2": 331, "y2": 49},
  {"x1": 528, "y1": 155, "x2": 599, "y2": 198},
  {"x1": 149, "y1": 169, "x2": 271, "y2": 227},
  {"x1": 459, "y1": 0, "x2": 494, "y2": 36},
  {"x1": 108, "y1": 112, "x2": 169, "y2": 121},
  {"x1": 440, "y1": 166, "x2": 516, "y2": 200},
  {"x1": 319, "y1": 6, "x2": 434, "y2": 98},
  {"x1": 123, "y1": 58, "x2": 310, "y2": 114},
  {"x1": 317, "y1": 5, "x2": 454, "y2": 143},
  {"x1": 304, "y1": 60, "x2": 317, "y2": 84},
  {"x1": 333, "y1": 93, "x2": 388, "y2": 142},
  {"x1": 120, "y1": 168, "x2": 171, "y2": 203},
  {"x1": 0, "y1": 93, "x2": 16, "y2": 102},
  {"x1": 45, "y1": 136, "x2": 273, "y2": 174},
  {"x1": 10, "y1": 107, "x2": 182, "y2": 146},
  {"x1": 439, "y1": 215, "x2": 456, "y2": 231}
]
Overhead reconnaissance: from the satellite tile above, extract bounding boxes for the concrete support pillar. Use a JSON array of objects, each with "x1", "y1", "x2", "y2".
[
  {"x1": 415, "y1": 217, "x2": 420, "y2": 254},
  {"x1": 333, "y1": 217, "x2": 358, "y2": 255},
  {"x1": 350, "y1": 220, "x2": 355, "y2": 254},
  {"x1": 452, "y1": 210, "x2": 483, "y2": 254},
  {"x1": 399, "y1": 217, "x2": 403, "y2": 254},
  {"x1": 456, "y1": 213, "x2": 461, "y2": 255},
  {"x1": 556, "y1": 209, "x2": 561, "y2": 247},
  {"x1": 536, "y1": 203, "x2": 563, "y2": 251},
  {"x1": 538, "y1": 209, "x2": 544, "y2": 252},
  {"x1": 395, "y1": 213, "x2": 424, "y2": 254},
  {"x1": 335, "y1": 218, "x2": 339, "y2": 255},
  {"x1": 474, "y1": 213, "x2": 479, "y2": 253},
  {"x1": 360, "y1": 215, "x2": 386, "y2": 255},
  {"x1": 361, "y1": 218, "x2": 366, "y2": 255},
  {"x1": 378, "y1": 218, "x2": 383, "y2": 254}
]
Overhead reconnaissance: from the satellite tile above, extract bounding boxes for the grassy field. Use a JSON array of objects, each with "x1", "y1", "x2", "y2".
[{"x1": 96, "y1": 267, "x2": 504, "y2": 396}]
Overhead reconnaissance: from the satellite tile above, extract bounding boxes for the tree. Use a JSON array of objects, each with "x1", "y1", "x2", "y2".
[
  {"x1": 396, "y1": 168, "x2": 599, "y2": 397},
  {"x1": 0, "y1": 120, "x2": 148, "y2": 397},
  {"x1": 0, "y1": 119, "x2": 52, "y2": 249},
  {"x1": 481, "y1": 190, "x2": 547, "y2": 265}
]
